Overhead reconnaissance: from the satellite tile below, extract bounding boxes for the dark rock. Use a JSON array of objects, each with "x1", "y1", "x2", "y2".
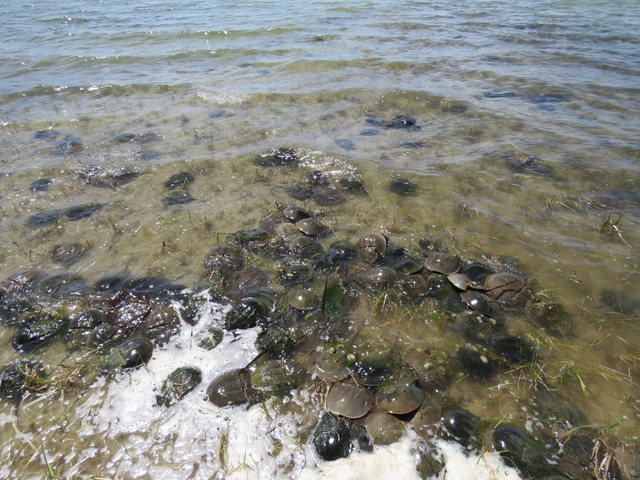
[
  {"x1": 312, "y1": 412, "x2": 351, "y2": 461},
  {"x1": 441, "y1": 409, "x2": 479, "y2": 448},
  {"x1": 156, "y1": 367, "x2": 202, "y2": 407},
  {"x1": 208, "y1": 109, "x2": 227, "y2": 118}
]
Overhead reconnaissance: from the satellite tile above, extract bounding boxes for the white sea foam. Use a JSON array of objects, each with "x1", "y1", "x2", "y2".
[{"x1": 58, "y1": 299, "x2": 524, "y2": 480}]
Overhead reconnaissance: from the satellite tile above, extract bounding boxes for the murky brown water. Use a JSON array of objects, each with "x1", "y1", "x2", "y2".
[{"x1": 0, "y1": 85, "x2": 638, "y2": 478}]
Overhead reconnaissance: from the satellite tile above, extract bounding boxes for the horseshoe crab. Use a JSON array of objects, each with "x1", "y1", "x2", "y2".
[
  {"x1": 203, "y1": 245, "x2": 244, "y2": 273},
  {"x1": 460, "y1": 290, "x2": 494, "y2": 316},
  {"x1": 287, "y1": 288, "x2": 320, "y2": 311},
  {"x1": 447, "y1": 273, "x2": 482, "y2": 291},
  {"x1": 357, "y1": 232, "x2": 387, "y2": 263},
  {"x1": 365, "y1": 412, "x2": 405, "y2": 445},
  {"x1": 207, "y1": 369, "x2": 262, "y2": 407},
  {"x1": 283, "y1": 205, "x2": 311, "y2": 222},
  {"x1": 296, "y1": 218, "x2": 329, "y2": 237},
  {"x1": 374, "y1": 384, "x2": 424, "y2": 414},
  {"x1": 425, "y1": 252, "x2": 461, "y2": 274},
  {"x1": 312, "y1": 347, "x2": 351, "y2": 382},
  {"x1": 325, "y1": 381, "x2": 373, "y2": 419},
  {"x1": 484, "y1": 272, "x2": 531, "y2": 307}
]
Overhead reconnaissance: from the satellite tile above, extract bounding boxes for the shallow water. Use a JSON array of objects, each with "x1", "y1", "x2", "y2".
[{"x1": 1, "y1": 0, "x2": 639, "y2": 478}]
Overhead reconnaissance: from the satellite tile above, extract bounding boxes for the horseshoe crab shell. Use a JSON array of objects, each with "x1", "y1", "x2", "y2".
[
  {"x1": 425, "y1": 252, "x2": 461, "y2": 274},
  {"x1": 296, "y1": 218, "x2": 329, "y2": 237},
  {"x1": 325, "y1": 381, "x2": 373, "y2": 419},
  {"x1": 357, "y1": 233, "x2": 387, "y2": 263},
  {"x1": 374, "y1": 384, "x2": 424, "y2": 414},
  {"x1": 287, "y1": 288, "x2": 320, "y2": 311}
]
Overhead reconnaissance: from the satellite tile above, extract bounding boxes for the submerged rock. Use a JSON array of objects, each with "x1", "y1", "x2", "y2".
[
  {"x1": 311, "y1": 412, "x2": 351, "y2": 461},
  {"x1": 441, "y1": 409, "x2": 479, "y2": 448}
]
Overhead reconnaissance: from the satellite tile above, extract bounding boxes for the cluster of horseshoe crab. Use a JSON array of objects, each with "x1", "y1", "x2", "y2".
[{"x1": 0, "y1": 147, "x2": 630, "y2": 480}]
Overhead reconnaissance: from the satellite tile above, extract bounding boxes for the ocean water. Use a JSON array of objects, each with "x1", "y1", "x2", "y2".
[{"x1": 0, "y1": 0, "x2": 639, "y2": 478}]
